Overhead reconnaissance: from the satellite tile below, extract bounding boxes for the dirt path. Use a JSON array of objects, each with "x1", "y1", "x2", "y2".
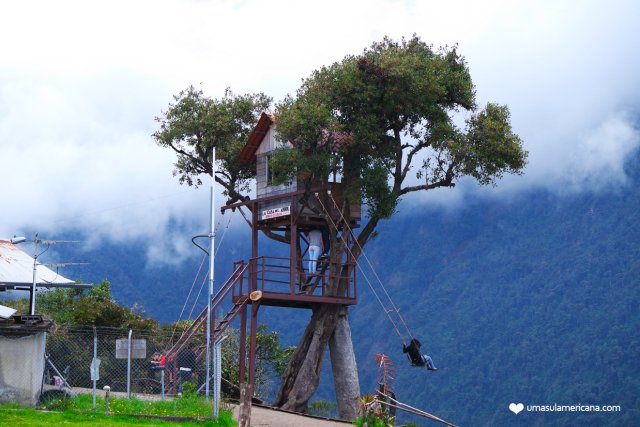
[
  {"x1": 65, "y1": 387, "x2": 351, "y2": 426},
  {"x1": 231, "y1": 404, "x2": 352, "y2": 427}
]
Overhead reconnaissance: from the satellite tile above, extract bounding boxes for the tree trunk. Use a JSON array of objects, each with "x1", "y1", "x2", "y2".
[
  {"x1": 273, "y1": 304, "x2": 342, "y2": 412},
  {"x1": 273, "y1": 305, "x2": 360, "y2": 419},
  {"x1": 274, "y1": 191, "x2": 364, "y2": 419},
  {"x1": 329, "y1": 307, "x2": 360, "y2": 419}
]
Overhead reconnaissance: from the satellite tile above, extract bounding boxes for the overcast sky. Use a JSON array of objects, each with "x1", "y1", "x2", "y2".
[{"x1": 1, "y1": 0, "x2": 639, "y2": 262}]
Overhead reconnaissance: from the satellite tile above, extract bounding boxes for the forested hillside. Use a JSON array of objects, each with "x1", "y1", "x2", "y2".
[
  {"x1": 33, "y1": 154, "x2": 640, "y2": 426},
  {"x1": 349, "y1": 155, "x2": 640, "y2": 426}
]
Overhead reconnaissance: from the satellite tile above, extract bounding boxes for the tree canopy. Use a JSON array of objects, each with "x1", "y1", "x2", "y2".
[
  {"x1": 274, "y1": 35, "x2": 527, "y2": 228},
  {"x1": 153, "y1": 86, "x2": 271, "y2": 204}
]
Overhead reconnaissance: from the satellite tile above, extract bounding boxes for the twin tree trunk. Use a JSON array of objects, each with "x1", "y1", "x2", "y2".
[
  {"x1": 273, "y1": 304, "x2": 359, "y2": 419},
  {"x1": 274, "y1": 214, "x2": 367, "y2": 420}
]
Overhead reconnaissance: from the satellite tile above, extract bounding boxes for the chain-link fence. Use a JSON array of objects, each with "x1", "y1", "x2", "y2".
[{"x1": 44, "y1": 325, "x2": 211, "y2": 398}]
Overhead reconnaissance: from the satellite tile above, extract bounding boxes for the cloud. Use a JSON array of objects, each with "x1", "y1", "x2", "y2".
[
  {"x1": 565, "y1": 114, "x2": 640, "y2": 191},
  {"x1": 465, "y1": 1, "x2": 640, "y2": 191},
  {"x1": 1, "y1": 0, "x2": 639, "y2": 263}
]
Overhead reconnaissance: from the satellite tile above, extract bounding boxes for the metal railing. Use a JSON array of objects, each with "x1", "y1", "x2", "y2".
[{"x1": 233, "y1": 256, "x2": 357, "y2": 301}]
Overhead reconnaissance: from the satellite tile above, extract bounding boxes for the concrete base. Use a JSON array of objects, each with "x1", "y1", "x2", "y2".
[{"x1": 0, "y1": 332, "x2": 46, "y2": 404}]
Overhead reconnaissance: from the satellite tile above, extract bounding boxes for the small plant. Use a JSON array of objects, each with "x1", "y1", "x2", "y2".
[
  {"x1": 308, "y1": 400, "x2": 338, "y2": 418},
  {"x1": 39, "y1": 389, "x2": 72, "y2": 411},
  {"x1": 354, "y1": 394, "x2": 395, "y2": 427},
  {"x1": 179, "y1": 381, "x2": 198, "y2": 399}
]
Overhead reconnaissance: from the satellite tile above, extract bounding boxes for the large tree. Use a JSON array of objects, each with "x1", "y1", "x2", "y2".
[
  {"x1": 153, "y1": 35, "x2": 527, "y2": 420},
  {"x1": 270, "y1": 35, "x2": 527, "y2": 418}
]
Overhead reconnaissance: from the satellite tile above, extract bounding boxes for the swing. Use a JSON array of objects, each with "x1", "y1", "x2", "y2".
[
  {"x1": 407, "y1": 354, "x2": 426, "y2": 367},
  {"x1": 315, "y1": 191, "x2": 439, "y2": 370},
  {"x1": 403, "y1": 339, "x2": 426, "y2": 367}
]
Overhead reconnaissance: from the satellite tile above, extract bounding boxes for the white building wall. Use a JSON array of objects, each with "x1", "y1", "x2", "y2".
[{"x1": 0, "y1": 333, "x2": 46, "y2": 404}]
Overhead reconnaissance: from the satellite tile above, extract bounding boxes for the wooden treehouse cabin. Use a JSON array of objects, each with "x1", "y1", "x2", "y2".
[
  {"x1": 228, "y1": 112, "x2": 361, "y2": 307},
  {"x1": 167, "y1": 113, "x2": 362, "y2": 423}
]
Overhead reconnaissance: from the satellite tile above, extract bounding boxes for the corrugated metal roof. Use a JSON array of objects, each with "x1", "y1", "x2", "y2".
[{"x1": 0, "y1": 240, "x2": 81, "y2": 289}]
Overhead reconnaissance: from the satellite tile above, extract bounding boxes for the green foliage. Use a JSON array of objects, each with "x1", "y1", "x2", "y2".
[
  {"x1": 221, "y1": 324, "x2": 295, "y2": 399},
  {"x1": 350, "y1": 159, "x2": 640, "y2": 426},
  {"x1": 307, "y1": 400, "x2": 339, "y2": 418},
  {"x1": 4, "y1": 393, "x2": 236, "y2": 426},
  {"x1": 153, "y1": 85, "x2": 271, "y2": 204},
  {"x1": 39, "y1": 390, "x2": 72, "y2": 411},
  {"x1": 275, "y1": 35, "x2": 527, "y2": 224},
  {"x1": 354, "y1": 417, "x2": 390, "y2": 427},
  {"x1": 179, "y1": 381, "x2": 198, "y2": 399},
  {"x1": 72, "y1": 390, "x2": 223, "y2": 419},
  {"x1": 37, "y1": 280, "x2": 157, "y2": 330},
  {"x1": 254, "y1": 324, "x2": 296, "y2": 377},
  {"x1": 355, "y1": 394, "x2": 394, "y2": 427}
]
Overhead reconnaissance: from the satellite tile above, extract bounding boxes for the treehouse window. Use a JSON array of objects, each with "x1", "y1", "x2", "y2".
[
  {"x1": 266, "y1": 153, "x2": 276, "y2": 186},
  {"x1": 265, "y1": 153, "x2": 292, "y2": 187}
]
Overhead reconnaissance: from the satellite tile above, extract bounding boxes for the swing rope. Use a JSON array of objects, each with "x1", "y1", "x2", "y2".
[
  {"x1": 188, "y1": 212, "x2": 233, "y2": 318},
  {"x1": 314, "y1": 193, "x2": 405, "y2": 342},
  {"x1": 167, "y1": 211, "x2": 233, "y2": 349},
  {"x1": 325, "y1": 190, "x2": 416, "y2": 343},
  {"x1": 167, "y1": 252, "x2": 207, "y2": 349},
  {"x1": 378, "y1": 391, "x2": 458, "y2": 427}
]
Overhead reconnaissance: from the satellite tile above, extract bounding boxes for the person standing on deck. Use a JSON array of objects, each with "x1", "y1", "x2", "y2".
[{"x1": 307, "y1": 229, "x2": 323, "y2": 274}]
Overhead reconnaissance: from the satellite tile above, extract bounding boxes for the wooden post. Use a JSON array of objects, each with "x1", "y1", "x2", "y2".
[
  {"x1": 238, "y1": 304, "x2": 247, "y2": 388},
  {"x1": 251, "y1": 203, "x2": 258, "y2": 293},
  {"x1": 289, "y1": 196, "x2": 298, "y2": 294},
  {"x1": 237, "y1": 303, "x2": 250, "y2": 427},
  {"x1": 248, "y1": 302, "x2": 259, "y2": 391},
  {"x1": 239, "y1": 301, "x2": 259, "y2": 427},
  {"x1": 238, "y1": 383, "x2": 252, "y2": 427}
]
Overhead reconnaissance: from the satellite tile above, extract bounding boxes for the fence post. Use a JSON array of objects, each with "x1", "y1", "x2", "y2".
[
  {"x1": 213, "y1": 335, "x2": 227, "y2": 419},
  {"x1": 127, "y1": 329, "x2": 132, "y2": 398},
  {"x1": 92, "y1": 327, "x2": 97, "y2": 410},
  {"x1": 160, "y1": 368, "x2": 165, "y2": 401}
]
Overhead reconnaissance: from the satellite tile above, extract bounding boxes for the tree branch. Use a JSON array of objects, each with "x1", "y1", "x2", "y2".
[
  {"x1": 215, "y1": 175, "x2": 249, "y2": 205},
  {"x1": 352, "y1": 216, "x2": 381, "y2": 261},
  {"x1": 399, "y1": 162, "x2": 457, "y2": 195},
  {"x1": 168, "y1": 141, "x2": 209, "y2": 174},
  {"x1": 400, "y1": 140, "x2": 429, "y2": 184},
  {"x1": 393, "y1": 128, "x2": 403, "y2": 193}
]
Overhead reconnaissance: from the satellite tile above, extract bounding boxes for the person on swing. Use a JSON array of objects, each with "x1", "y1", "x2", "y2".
[{"x1": 403, "y1": 338, "x2": 438, "y2": 371}]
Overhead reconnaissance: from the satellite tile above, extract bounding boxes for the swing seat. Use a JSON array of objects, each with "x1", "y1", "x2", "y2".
[{"x1": 407, "y1": 354, "x2": 426, "y2": 367}]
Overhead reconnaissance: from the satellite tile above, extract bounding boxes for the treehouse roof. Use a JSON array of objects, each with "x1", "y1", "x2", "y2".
[{"x1": 237, "y1": 112, "x2": 274, "y2": 165}]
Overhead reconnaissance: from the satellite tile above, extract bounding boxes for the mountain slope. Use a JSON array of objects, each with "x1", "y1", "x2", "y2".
[
  {"x1": 22, "y1": 155, "x2": 640, "y2": 426},
  {"x1": 350, "y1": 166, "x2": 639, "y2": 426}
]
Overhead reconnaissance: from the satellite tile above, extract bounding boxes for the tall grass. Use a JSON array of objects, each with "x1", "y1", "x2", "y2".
[{"x1": 36, "y1": 392, "x2": 235, "y2": 426}]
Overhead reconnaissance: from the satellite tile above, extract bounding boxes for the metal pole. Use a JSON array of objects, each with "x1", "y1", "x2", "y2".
[
  {"x1": 93, "y1": 327, "x2": 97, "y2": 411},
  {"x1": 160, "y1": 369, "x2": 165, "y2": 401},
  {"x1": 206, "y1": 147, "x2": 216, "y2": 399},
  {"x1": 127, "y1": 329, "x2": 132, "y2": 398},
  {"x1": 213, "y1": 335, "x2": 227, "y2": 418},
  {"x1": 29, "y1": 234, "x2": 39, "y2": 316},
  {"x1": 45, "y1": 355, "x2": 72, "y2": 390}
]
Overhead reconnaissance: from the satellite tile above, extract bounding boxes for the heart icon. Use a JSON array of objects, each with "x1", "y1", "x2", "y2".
[{"x1": 509, "y1": 403, "x2": 524, "y2": 414}]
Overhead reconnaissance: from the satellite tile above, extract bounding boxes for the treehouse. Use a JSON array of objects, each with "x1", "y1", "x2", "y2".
[
  {"x1": 220, "y1": 112, "x2": 361, "y2": 308},
  {"x1": 237, "y1": 112, "x2": 361, "y2": 226},
  {"x1": 169, "y1": 113, "x2": 362, "y2": 420}
]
